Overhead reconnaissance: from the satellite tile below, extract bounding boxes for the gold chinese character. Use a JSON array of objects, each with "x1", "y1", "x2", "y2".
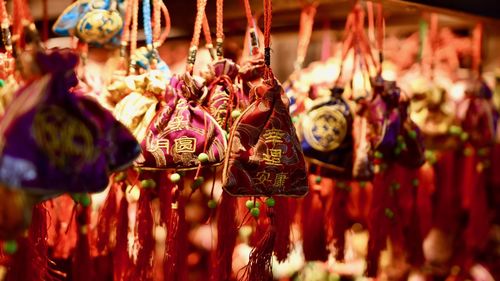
[
  {"x1": 253, "y1": 171, "x2": 271, "y2": 185},
  {"x1": 263, "y1": 148, "x2": 282, "y2": 166},
  {"x1": 167, "y1": 115, "x2": 188, "y2": 131},
  {"x1": 174, "y1": 137, "x2": 196, "y2": 153},
  {"x1": 263, "y1": 128, "x2": 286, "y2": 145},
  {"x1": 273, "y1": 172, "x2": 288, "y2": 188}
]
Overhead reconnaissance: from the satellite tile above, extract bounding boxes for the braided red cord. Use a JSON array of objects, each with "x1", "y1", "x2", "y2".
[
  {"x1": 243, "y1": 0, "x2": 254, "y2": 28},
  {"x1": 130, "y1": 0, "x2": 139, "y2": 56},
  {"x1": 202, "y1": 12, "x2": 212, "y2": 45},
  {"x1": 191, "y1": 0, "x2": 208, "y2": 49},
  {"x1": 0, "y1": 0, "x2": 7, "y2": 25},
  {"x1": 263, "y1": 0, "x2": 272, "y2": 50},
  {"x1": 158, "y1": 1, "x2": 171, "y2": 44},
  {"x1": 296, "y1": 3, "x2": 317, "y2": 68},
  {"x1": 472, "y1": 22, "x2": 483, "y2": 75},
  {"x1": 216, "y1": 0, "x2": 223, "y2": 41},
  {"x1": 121, "y1": 0, "x2": 133, "y2": 44},
  {"x1": 153, "y1": 0, "x2": 161, "y2": 43}
]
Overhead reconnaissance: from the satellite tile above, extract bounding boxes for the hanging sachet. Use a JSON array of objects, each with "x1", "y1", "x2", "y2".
[
  {"x1": 0, "y1": 30, "x2": 138, "y2": 197},
  {"x1": 137, "y1": 0, "x2": 226, "y2": 171},
  {"x1": 53, "y1": 0, "x2": 124, "y2": 46}
]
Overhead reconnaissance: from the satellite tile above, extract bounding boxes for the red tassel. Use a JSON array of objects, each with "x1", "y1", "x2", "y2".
[
  {"x1": 96, "y1": 183, "x2": 119, "y2": 255},
  {"x1": 245, "y1": 207, "x2": 276, "y2": 281},
  {"x1": 114, "y1": 189, "x2": 130, "y2": 281},
  {"x1": 366, "y1": 163, "x2": 398, "y2": 277},
  {"x1": 131, "y1": 187, "x2": 155, "y2": 281},
  {"x1": 5, "y1": 203, "x2": 51, "y2": 281},
  {"x1": 159, "y1": 172, "x2": 173, "y2": 227},
  {"x1": 329, "y1": 180, "x2": 351, "y2": 261},
  {"x1": 301, "y1": 177, "x2": 328, "y2": 261},
  {"x1": 72, "y1": 202, "x2": 93, "y2": 281},
  {"x1": 417, "y1": 164, "x2": 434, "y2": 240},
  {"x1": 47, "y1": 195, "x2": 78, "y2": 259},
  {"x1": 210, "y1": 191, "x2": 238, "y2": 281},
  {"x1": 273, "y1": 197, "x2": 292, "y2": 263},
  {"x1": 164, "y1": 187, "x2": 188, "y2": 281},
  {"x1": 433, "y1": 151, "x2": 461, "y2": 232}
]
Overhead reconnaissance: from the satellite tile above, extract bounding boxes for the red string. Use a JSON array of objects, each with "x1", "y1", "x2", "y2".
[
  {"x1": 121, "y1": 0, "x2": 133, "y2": 44},
  {"x1": 216, "y1": 0, "x2": 224, "y2": 41},
  {"x1": 295, "y1": 3, "x2": 317, "y2": 69},
  {"x1": 153, "y1": 0, "x2": 161, "y2": 43},
  {"x1": 42, "y1": 0, "x2": 48, "y2": 42},
  {"x1": 0, "y1": 0, "x2": 7, "y2": 25},
  {"x1": 472, "y1": 22, "x2": 483, "y2": 75},
  {"x1": 263, "y1": 0, "x2": 272, "y2": 50},
  {"x1": 202, "y1": 12, "x2": 212, "y2": 46},
  {"x1": 191, "y1": 0, "x2": 208, "y2": 49},
  {"x1": 130, "y1": 0, "x2": 139, "y2": 60},
  {"x1": 243, "y1": 0, "x2": 254, "y2": 28},
  {"x1": 158, "y1": 1, "x2": 171, "y2": 44}
]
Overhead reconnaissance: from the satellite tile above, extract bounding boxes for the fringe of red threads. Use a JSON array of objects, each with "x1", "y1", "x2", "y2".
[
  {"x1": 72, "y1": 202, "x2": 93, "y2": 281},
  {"x1": 210, "y1": 191, "x2": 238, "y2": 281},
  {"x1": 164, "y1": 187, "x2": 188, "y2": 281},
  {"x1": 245, "y1": 206, "x2": 276, "y2": 281},
  {"x1": 96, "y1": 182, "x2": 119, "y2": 255},
  {"x1": 329, "y1": 180, "x2": 351, "y2": 261},
  {"x1": 301, "y1": 177, "x2": 328, "y2": 261},
  {"x1": 273, "y1": 197, "x2": 292, "y2": 263},
  {"x1": 114, "y1": 189, "x2": 130, "y2": 281},
  {"x1": 131, "y1": 187, "x2": 155, "y2": 281}
]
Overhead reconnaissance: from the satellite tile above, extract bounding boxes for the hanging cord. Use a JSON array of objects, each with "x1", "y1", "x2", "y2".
[
  {"x1": 143, "y1": 0, "x2": 153, "y2": 49},
  {"x1": 263, "y1": 0, "x2": 272, "y2": 78},
  {"x1": 472, "y1": 22, "x2": 483, "y2": 77},
  {"x1": 202, "y1": 12, "x2": 216, "y2": 59},
  {"x1": 120, "y1": 0, "x2": 133, "y2": 59},
  {"x1": 12, "y1": 0, "x2": 33, "y2": 49},
  {"x1": 320, "y1": 20, "x2": 331, "y2": 61},
  {"x1": 0, "y1": 0, "x2": 12, "y2": 54},
  {"x1": 215, "y1": 0, "x2": 224, "y2": 58},
  {"x1": 153, "y1": 0, "x2": 161, "y2": 45},
  {"x1": 243, "y1": 0, "x2": 258, "y2": 53},
  {"x1": 129, "y1": 0, "x2": 139, "y2": 73},
  {"x1": 375, "y1": 3, "x2": 384, "y2": 74},
  {"x1": 294, "y1": 2, "x2": 317, "y2": 71},
  {"x1": 42, "y1": 0, "x2": 48, "y2": 42},
  {"x1": 187, "y1": 0, "x2": 208, "y2": 72}
]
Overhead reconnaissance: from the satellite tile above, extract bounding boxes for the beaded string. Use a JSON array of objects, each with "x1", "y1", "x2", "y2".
[
  {"x1": 187, "y1": 0, "x2": 208, "y2": 72},
  {"x1": 120, "y1": 0, "x2": 133, "y2": 59},
  {"x1": 375, "y1": 3, "x2": 384, "y2": 74},
  {"x1": 215, "y1": 0, "x2": 223, "y2": 58},
  {"x1": 143, "y1": 0, "x2": 153, "y2": 49},
  {"x1": 263, "y1": 0, "x2": 272, "y2": 74},
  {"x1": 129, "y1": 0, "x2": 139, "y2": 72}
]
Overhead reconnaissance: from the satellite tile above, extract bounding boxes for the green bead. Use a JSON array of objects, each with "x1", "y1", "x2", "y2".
[
  {"x1": 250, "y1": 207, "x2": 260, "y2": 217},
  {"x1": 391, "y1": 182, "x2": 401, "y2": 191},
  {"x1": 71, "y1": 193, "x2": 82, "y2": 203},
  {"x1": 3, "y1": 240, "x2": 17, "y2": 254},
  {"x1": 114, "y1": 172, "x2": 126, "y2": 182},
  {"x1": 197, "y1": 153, "x2": 209, "y2": 163},
  {"x1": 384, "y1": 208, "x2": 394, "y2": 219},
  {"x1": 412, "y1": 178, "x2": 419, "y2": 187},
  {"x1": 408, "y1": 130, "x2": 417, "y2": 139},
  {"x1": 245, "y1": 200, "x2": 255, "y2": 209},
  {"x1": 170, "y1": 173, "x2": 181, "y2": 183},
  {"x1": 0, "y1": 79, "x2": 5, "y2": 88},
  {"x1": 315, "y1": 176, "x2": 322, "y2": 184},
  {"x1": 223, "y1": 130, "x2": 229, "y2": 139},
  {"x1": 374, "y1": 151, "x2": 383, "y2": 159},
  {"x1": 191, "y1": 177, "x2": 204, "y2": 189},
  {"x1": 394, "y1": 147, "x2": 402, "y2": 155},
  {"x1": 292, "y1": 116, "x2": 299, "y2": 124},
  {"x1": 460, "y1": 132, "x2": 469, "y2": 141},
  {"x1": 477, "y1": 148, "x2": 488, "y2": 156},
  {"x1": 207, "y1": 199, "x2": 217, "y2": 209},
  {"x1": 397, "y1": 135, "x2": 404, "y2": 142},
  {"x1": 359, "y1": 181, "x2": 367, "y2": 188},
  {"x1": 464, "y1": 147, "x2": 473, "y2": 157},
  {"x1": 231, "y1": 110, "x2": 241, "y2": 119},
  {"x1": 141, "y1": 179, "x2": 156, "y2": 189},
  {"x1": 265, "y1": 197, "x2": 275, "y2": 207},
  {"x1": 80, "y1": 194, "x2": 91, "y2": 207},
  {"x1": 449, "y1": 125, "x2": 462, "y2": 135}
]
